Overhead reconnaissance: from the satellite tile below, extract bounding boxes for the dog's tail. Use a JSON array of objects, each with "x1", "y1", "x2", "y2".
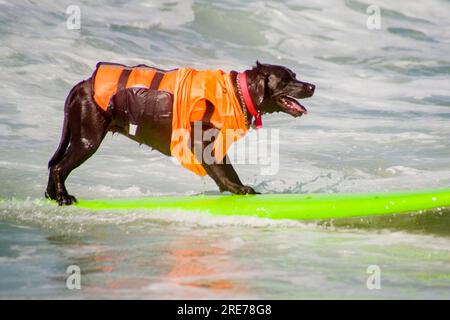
[{"x1": 48, "y1": 86, "x2": 76, "y2": 169}]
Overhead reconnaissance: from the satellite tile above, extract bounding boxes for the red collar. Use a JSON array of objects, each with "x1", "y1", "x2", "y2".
[{"x1": 238, "y1": 71, "x2": 262, "y2": 129}]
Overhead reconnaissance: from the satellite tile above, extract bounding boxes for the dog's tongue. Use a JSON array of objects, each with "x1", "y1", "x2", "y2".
[
  {"x1": 296, "y1": 101, "x2": 308, "y2": 114},
  {"x1": 284, "y1": 96, "x2": 308, "y2": 115}
]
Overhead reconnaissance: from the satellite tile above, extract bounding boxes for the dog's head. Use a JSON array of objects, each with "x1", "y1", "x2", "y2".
[{"x1": 248, "y1": 61, "x2": 315, "y2": 117}]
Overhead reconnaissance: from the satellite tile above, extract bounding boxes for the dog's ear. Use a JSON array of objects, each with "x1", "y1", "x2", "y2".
[
  {"x1": 255, "y1": 60, "x2": 269, "y2": 76},
  {"x1": 254, "y1": 75, "x2": 265, "y2": 106},
  {"x1": 251, "y1": 61, "x2": 266, "y2": 106}
]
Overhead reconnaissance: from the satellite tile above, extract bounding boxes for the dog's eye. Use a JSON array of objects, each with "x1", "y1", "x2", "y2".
[{"x1": 281, "y1": 77, "x2": 291, "y2": 86}]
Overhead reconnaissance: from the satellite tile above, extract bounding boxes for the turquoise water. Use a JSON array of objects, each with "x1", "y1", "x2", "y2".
[{"x1": 0, "y1": 0, "x2": 449, "y2": 299}]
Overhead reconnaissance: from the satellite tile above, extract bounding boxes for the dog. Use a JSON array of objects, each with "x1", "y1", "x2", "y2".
[{"x1": 46, "y1": 61, "x2": 315, "y2": 205}]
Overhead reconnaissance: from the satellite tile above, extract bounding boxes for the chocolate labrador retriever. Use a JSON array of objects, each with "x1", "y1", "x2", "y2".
[{"x1": 46, "y1": 61, "x2": 315, "y2": 205}]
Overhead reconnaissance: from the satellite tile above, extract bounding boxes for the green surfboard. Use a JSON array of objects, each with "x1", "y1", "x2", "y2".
[{"x1": 76, "y1": 188, "x2": 450, "y2": 221}]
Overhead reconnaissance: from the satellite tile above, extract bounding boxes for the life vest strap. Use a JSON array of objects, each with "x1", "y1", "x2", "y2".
[
  {"x1": 149, "y1": 71, "x2": 164, "y2": 90},
  {"x1": 117, "y1": 69, "x2": 132, "y2": 92}
]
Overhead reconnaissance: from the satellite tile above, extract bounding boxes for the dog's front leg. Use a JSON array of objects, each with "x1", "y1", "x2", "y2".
[
  {"x1": 202, "y1": 157, "x2": 258, "y2": 195},
  {"x1": 192, "y1": 120, "x2": 257, "y2": 195}
]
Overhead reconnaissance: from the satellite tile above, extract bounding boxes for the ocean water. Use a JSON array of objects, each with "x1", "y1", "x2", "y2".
[{"x1": 0, "y1": 0, "x2": 449, "y2": 299}]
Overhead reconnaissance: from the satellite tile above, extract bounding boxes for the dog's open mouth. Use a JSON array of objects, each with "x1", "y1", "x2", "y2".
[{"x1": 277, "y1": 96, "x2": 308, "y2": 117}]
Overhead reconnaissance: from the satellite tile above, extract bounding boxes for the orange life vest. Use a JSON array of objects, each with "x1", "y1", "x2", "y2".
[{"x1": 92, "y1": 63, "x2": 248, "y2": 176}]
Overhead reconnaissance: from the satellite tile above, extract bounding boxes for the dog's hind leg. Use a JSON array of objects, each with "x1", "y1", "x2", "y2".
[
  {"x1": 47, "y1": 81, "x2": 110, "y2": 205},
  {"x1": 45, "y1": 113, "x2": 70, "y2": 200},
  {"x1": 45, "y1": 84, "x2": 78, "y2": 200}
]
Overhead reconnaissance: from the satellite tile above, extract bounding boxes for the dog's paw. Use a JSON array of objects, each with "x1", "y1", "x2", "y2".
[
  {"x1": 56, "y1": 193, "x2": 78, "y2": 206},
  {"x1": 238, "y1": 185, "x2": 259, "y2": 195},
  {"x1": 44, "y1": 190, "x2": 56, "y2": 200},
  {"x1": 220, "y1": 181, "x2": 260, "y2": 195}
]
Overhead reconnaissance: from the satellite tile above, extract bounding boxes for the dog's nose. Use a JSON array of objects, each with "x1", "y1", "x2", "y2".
[{"x1": 307, "y1": 84, "x2": 315, "y2": 92}]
